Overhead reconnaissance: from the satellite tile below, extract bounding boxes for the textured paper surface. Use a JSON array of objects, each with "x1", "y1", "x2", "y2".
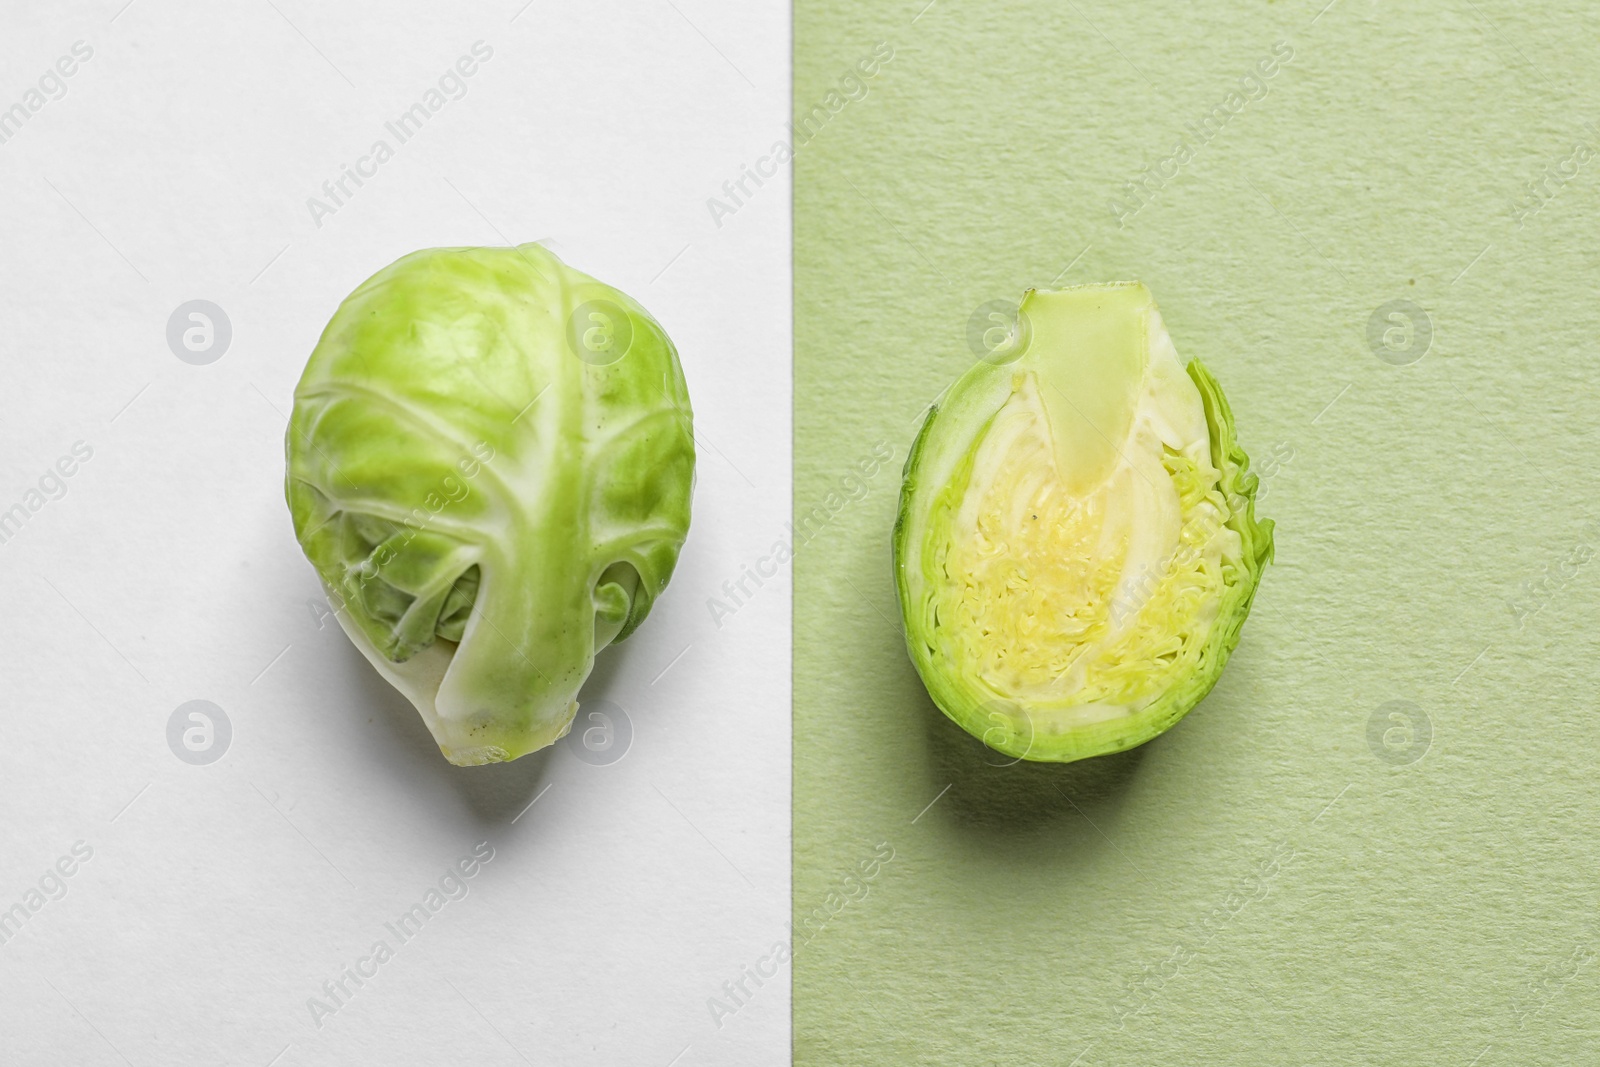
[{"x1": 794, "y1": 2, "x2": 1600, "y2": 1063}]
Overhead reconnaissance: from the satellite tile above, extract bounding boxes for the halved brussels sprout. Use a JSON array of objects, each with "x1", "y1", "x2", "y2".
[
  {"x1": 894, "y1": 283, "x2": 1272, "y2": 763},
  {"x1": 286, "y1": 244, "x2": 694, "y2": 766}
]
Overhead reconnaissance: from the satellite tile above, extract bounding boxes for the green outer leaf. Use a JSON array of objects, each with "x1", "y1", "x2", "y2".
[
  {"x1": 285, "y1": 244, "x2": 694, "y2": 766},
  {"x1": 892, "y1": 292, "x2": 1273, "y2": 764}
]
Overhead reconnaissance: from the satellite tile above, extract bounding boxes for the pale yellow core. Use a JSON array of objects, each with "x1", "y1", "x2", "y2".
[{"x1": 936, "y1": 370, "x2": 1239, "y2": 718}]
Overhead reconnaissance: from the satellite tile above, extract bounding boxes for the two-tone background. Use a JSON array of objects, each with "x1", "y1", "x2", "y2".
[{"x1": 5, "y1": 1, "x2": 1600, "y2": 1064}]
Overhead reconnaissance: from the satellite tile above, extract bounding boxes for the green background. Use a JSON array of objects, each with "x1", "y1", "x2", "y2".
[{"x1": 793, "y1": 1, "x2": 1600, "y2": 1063}]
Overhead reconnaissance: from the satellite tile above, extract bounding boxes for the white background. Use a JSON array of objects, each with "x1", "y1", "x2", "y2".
[{"x1": 0, "y1": 1, "x2": 791, "y2": 1064}]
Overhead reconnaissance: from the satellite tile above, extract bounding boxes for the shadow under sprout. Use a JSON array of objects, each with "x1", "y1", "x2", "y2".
[
  {"x1": 334, "y1": 637, "x2": 558, "y2": 824},
  {"x1": 917, "y1": 684, "x2": 1152, "y2": 840}
]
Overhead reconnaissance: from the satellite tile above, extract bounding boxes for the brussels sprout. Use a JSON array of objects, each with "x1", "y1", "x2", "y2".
[
  {"x1": 894, "y1": 283, "x2": 1272, "y2": 763},
  {"x1": 286, "y1": 244, "x2": 694, "y2": 766}
]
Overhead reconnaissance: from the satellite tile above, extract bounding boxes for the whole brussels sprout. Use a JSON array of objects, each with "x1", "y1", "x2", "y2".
[
  {"x1": 286, "y1": 244, "x2": 694, "y2": 766},
  {"x1": 894, "y1": 283, "x2": 1272, "y2": 763}
]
